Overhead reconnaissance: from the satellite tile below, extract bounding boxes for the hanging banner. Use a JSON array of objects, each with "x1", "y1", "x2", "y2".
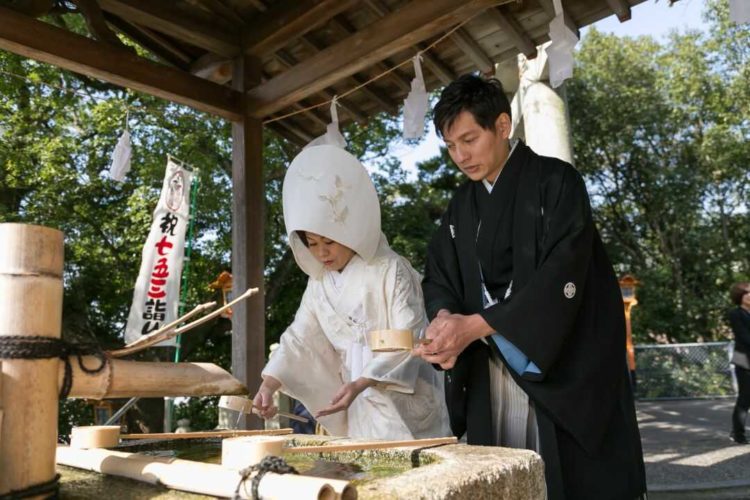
[{"x1": 125, "y1": 158, "x2": 194, "y2": 345}]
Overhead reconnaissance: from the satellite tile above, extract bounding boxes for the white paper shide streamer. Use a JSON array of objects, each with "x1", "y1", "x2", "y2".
[
  {"x1": 547, "y1": 0, "x2": 579, "y2": 88},
  {"x1": 109, "y1": 128, "x2": 132, "y2": 182},
  {"x1": 403, "y1": 55, "x2": 429, "y2": 139},
  {"x1": 304, "y1": 97, "x2": 347, "y2": 149}
]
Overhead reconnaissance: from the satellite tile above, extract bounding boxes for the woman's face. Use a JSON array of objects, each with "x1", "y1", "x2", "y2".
[
  {"x1": 305, "y1": 232, "x2": 355, "y2": 272},
  {"x1": 742, "y1": 290, "x2": 750, "y2": 309}
]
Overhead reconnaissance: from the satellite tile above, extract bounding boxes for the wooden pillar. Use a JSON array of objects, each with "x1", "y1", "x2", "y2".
[
  {"x1": 0, "y1": 224, "x2": 64, "y2": 497},
  {"x1": 231, "y1": 54, "x2": 265, "y2": 429}
]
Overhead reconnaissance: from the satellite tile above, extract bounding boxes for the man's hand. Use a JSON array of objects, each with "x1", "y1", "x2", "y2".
[
  {"x1": 252, "y1": 376, "x2": 281, "y2": 419},
  {"x1": 413, "y1": 309, "x2": 493, "y2": 369},
  {"x1": 314, "y1": 377, "x2": 375, "y2": 418}
]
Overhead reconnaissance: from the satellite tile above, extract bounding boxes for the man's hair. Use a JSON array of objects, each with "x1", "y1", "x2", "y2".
[
  {"x1": 433, "y1": 74, "x2": 512, "y2": 138},
  {"x1": 730, "y1": 282, "x2": 750, "y2": 305}
]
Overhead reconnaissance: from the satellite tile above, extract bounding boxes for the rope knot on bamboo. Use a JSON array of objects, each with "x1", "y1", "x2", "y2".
[
  {"x1": 0, "y1": 335, "x2": 108, "y2": 398},
  {"x1": 233, "y1": 455, "x2": 299, "y2": 500}
]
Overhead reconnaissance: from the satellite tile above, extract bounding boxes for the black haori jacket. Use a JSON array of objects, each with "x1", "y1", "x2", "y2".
[{"x1": 423, "y1": 141, "x2": 646, "y2": 500}]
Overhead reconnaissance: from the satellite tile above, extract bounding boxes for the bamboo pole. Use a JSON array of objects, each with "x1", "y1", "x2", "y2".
[
  {"x1": 56, "y1": 446, "x2": 341, "y2": 500},
  {"x1": 62, "y1": 358, "x2": 248, "y2": 399},
  {"x1": 220, "y1": 395, "x2": 310, "y2": 423},
  {"x1": 286, "y1": 436, "x2": 458, "y2": 454},
  {"x1": 0, "y1": 224, "x2": 64, "y2": 498},
  {"x1": 108, "y1": 301, "x2": 216, "y2": 358},
  {"x1": 120, "y1": 428, "x2": 294, "y2": 440}
]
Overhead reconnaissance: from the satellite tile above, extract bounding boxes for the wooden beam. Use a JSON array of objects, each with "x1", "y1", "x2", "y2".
[
  {"x1": 362, "y1": 0, "x2": 456, "y2": 85},
  {"x1": 274, "y1": 48, "x2": 368, "y2": 123},
  {"x1": 191, "y1": 53, "x2": 233, "y2": 84},
  {"x1": 98, "y1": 0, "x2": 240, "y2": 56},
  {"x1": 193, "y1": 0, "x2": 246, "y2": 25},
  {"x1": 535, "y1": 0, "x2": 580, "y2": 38},
  {"x1": 329, "y1": 15, "x2": 412, "y2": 93},
  {"x1": 297, "y1": 33, "x2": 399, "y2": 115},
  {"x1": 231, "y1": 53, "x2": 265, "y2": 430},
  {"x1": 450, "y1": 28, "x2": 494, "y2": 74},
  {"x1": 247, "y1": 0, "x2": 507, "y2": 117},
  {"x1": 0, "y1": 6, "x2": 242, "y2": 121},
  {"x1": 485, "y1": 6, "x2": 537, "y2": 59},
  {"x1": 106, "y1": 14, "x2": 193, "y2": 68},
  {"x1": 604, "y1": 0, "x2": 631, "y2": 22},
  {"x1": 243, "y1": 0, "x2": 361, "y2": 57}
]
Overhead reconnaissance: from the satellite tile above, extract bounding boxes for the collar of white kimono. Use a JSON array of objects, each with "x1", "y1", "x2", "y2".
[{"x1": 482, "y1": 138, "x2": 520, "y2": 194}]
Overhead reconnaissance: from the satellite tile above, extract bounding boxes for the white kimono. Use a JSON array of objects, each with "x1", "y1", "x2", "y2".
[{"x1": 263, "y1": 245, "x2": 451, "y2": 440}]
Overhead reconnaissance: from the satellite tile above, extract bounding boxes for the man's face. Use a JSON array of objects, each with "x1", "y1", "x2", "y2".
[{"x1": 442, "y1": 110, "x2": 511, "y2": 184}]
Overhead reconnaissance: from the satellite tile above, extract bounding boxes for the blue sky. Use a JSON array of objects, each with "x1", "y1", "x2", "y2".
[{"x1": 389, "y1": 0, "x2": 707, "y2": 174}]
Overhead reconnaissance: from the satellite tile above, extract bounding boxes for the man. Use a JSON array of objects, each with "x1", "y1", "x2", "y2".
[{"x1": 413, "y1": 74, "x2": 646, "y2": 500}]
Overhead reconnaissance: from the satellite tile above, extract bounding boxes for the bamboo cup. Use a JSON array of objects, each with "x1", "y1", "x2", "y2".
[
  {"x1": 222, "y1": 435, "x2": 287, "y2": 469},
  {"x1": 367, "y1": 329, "x2": 414, "y2": 352},
  {"x1": 0, "y1": 224, "x2": 64, "y2": 498},
  {"x1": 70, "y1": 426, "x2": 121, "y2": 449}
]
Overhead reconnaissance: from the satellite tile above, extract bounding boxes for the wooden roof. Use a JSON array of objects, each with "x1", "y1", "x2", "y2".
[{"x1": 0, "y1": 0, "x2": 646, "y2": 146}]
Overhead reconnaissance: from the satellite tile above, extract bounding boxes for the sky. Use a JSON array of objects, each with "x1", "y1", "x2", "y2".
[{"x1": 386, "y1": 0, "x2": 707, "y2": 175}]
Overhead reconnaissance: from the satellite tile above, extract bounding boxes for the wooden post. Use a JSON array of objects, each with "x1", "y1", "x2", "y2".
[
  {"x1": 231, "y1": 53, "x2": 265, "y2": 429},
  {"x1": 0, "y1": 224, "x2": 64, "y2": 497}
]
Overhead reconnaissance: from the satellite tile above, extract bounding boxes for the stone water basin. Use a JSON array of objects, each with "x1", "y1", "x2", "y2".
[{"x1": 59, "y1": 434, "x2": 545, "y2": 499}]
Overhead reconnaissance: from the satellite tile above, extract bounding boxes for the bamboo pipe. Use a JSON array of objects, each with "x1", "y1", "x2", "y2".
[
  {"x1": 56, "y1": 446, "x2": 339, "y2": 500},
  {"x1": 120, "y1": 428, "x2": 294, "y2": 440},
  {"x1": 61, "y1": 358, "x2": 247, "y2": 399},
  {"x1": 286, "y1": 436, "x2": 458, "y2": 454},
  {"x1": 0, "y1": 224, "x2": 64, "y2": 498}
]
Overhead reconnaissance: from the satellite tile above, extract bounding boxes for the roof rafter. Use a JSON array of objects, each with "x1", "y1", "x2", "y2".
[
  {"x1": 485, "y1": 6, "x2": 537, "y2": 59},
  {"x1": 363, "y1": 0, "x2": 456, "y2": 85},
  {"x1": 247, "y1": 0, "x2": 509, "y2": 118},
  {"x1": 0, "y1": 6, "x2": 241, "y2": 121},
  {"x1": 98, "y1": 0, "x2": 239, "y2": 57},
  {"x1": 243, "y1": 0, "x2": 362, "y2": 57},
  {"x1": 450, "y1": 28, "x2": 494, "y2": 74}
]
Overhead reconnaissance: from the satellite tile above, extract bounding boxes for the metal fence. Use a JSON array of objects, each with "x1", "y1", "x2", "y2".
[{"x1": 634, "y1": 342, "x2": 737, "y2": 400}]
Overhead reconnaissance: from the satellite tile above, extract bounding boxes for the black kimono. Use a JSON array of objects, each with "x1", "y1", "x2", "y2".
[{"x1": 423, "y1": 141, "x2": 646, "y2": 500}]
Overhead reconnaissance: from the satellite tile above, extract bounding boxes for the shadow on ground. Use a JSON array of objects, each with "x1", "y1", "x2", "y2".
[{"x1": 638, "y1": 399, "x2": 750, "y2": 500}]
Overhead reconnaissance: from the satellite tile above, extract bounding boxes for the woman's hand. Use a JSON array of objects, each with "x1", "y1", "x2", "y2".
[
  {"x1": 252, "y1": 376, "x2": 281, "y2": 419},
  {"x1": 314, "y1": 377, "x2": 375, "y2": 418}
]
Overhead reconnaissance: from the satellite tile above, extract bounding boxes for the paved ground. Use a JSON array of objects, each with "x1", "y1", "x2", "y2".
[{"x1": 637, "y1": 399, "x2": 750, "y2": 499}]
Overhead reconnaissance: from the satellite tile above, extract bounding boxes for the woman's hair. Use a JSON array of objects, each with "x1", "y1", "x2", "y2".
[
  {"x1": 730, "y1": 282, "x2": 750, "y2": 305},
  {"x1": 296, "y1": 230, "x2": 309, "y2": 247}
]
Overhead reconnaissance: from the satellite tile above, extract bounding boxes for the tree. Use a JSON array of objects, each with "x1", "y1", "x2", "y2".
[{"x1": 566, "y1": 0, "x2": 750, "y2": 342}]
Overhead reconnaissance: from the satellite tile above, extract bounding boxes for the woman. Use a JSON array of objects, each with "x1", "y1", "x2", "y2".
[
  {"x1": 252, "y1": 145, "x2": 450, "y2": 440},
  {"x1": 728, "y1": 282, "x2": 750, "y2": 444}
]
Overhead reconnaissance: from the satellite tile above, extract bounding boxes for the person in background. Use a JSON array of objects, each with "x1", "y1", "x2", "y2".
[{"x1": 728, "y1": 282, "x2": 750, "y2": 445}]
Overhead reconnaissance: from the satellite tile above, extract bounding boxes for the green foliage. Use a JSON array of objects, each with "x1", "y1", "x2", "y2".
[{"x1": 566, "y1": 0, "x2": 750, "y2": 343}]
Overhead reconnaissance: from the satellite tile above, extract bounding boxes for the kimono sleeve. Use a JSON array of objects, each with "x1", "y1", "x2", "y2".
[
  {"x1": 480, "y1": 166, "x2": 594, "y2": 379},
  {"x1": 422, "y1": 206, "x2": 464, "y2": 320},
  {"x1": 262, "y1": 280, "x2": 347, "y2": 435},
  {"x1": 361, "y1": 258, "x2": 423, "y2": 394}
]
